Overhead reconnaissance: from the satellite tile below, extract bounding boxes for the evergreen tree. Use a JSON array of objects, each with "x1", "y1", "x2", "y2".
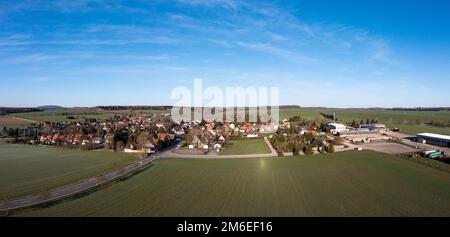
[
  {"x1": 327, "y1": 143, "x2": 335, "y2": 153},
  {"x1": 304, "y1": 144, "x2": 314, "y2": 155},
  {"x1": 293, "y1": 143, "x2": 301, "y2": 156}
]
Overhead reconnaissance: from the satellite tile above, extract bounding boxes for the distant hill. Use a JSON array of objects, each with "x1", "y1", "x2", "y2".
[{"x1": 37, "y1": 105, "x2": 63, "y2": 111}]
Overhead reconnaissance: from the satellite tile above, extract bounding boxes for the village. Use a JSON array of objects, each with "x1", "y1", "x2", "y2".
[
  {"x1": 1, "y1": 113, "x2": 180, "y2": 157},
  {"x1": 2, "y1": 110, "x2": 448, "y2": 161}
]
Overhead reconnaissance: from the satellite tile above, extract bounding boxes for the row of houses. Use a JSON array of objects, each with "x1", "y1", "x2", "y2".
[{"x1": 11, "y1": 114, "x2": 183, "y2": 154}]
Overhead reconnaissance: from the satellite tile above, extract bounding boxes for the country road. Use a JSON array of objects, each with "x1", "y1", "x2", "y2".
[{"x1": 0, "y1": 146, "x2": 176, "y2": 214}]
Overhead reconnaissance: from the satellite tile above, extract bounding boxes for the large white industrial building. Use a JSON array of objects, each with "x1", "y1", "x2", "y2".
[
  {"x1": 359, "y1": 124, "x2": 386, "y2": 130},
  {"x1": 416, "y1": 133, "x2": 450, "y2": 147},
  {"x1": 327, "y1": 123, "x2": 349, "y2": 134}
]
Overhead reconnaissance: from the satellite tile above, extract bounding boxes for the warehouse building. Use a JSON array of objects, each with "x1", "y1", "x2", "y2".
[
  {"x1": 416, "y1": 133, "x2": 450, "y2": 147},
  {"x1": 339, "y1": 129, "x2": 378, "y2": 136},
  {"x1": 359, "y1": 123, "x2": 386, "y2": 130},
  {"x1": 327, "y1": 123, "x2": 349, "y2": 134}
]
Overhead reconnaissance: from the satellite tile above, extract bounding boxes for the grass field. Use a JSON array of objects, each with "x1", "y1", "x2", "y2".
[
  {"x1": 220, "y1": 139, "x2": 271, "y2": 155},
  {"x1": 10, "y1": 109, "x2": 116, "y2": 123},
  {"x1": 0, "y1": 116, "x2": 34, "y2": 128},
  {"x1": 280, "y1": 108, "x2": 450, "y2": 135},
  {"x1": 15, "y1": 151, "x2": 450, "y2": 217},
  {"x1": 3, "y1": 109, "x2": 170, "y2": 127},
  {"x1": 0, "y1": 144, "x2": 138, "y2": 199}
]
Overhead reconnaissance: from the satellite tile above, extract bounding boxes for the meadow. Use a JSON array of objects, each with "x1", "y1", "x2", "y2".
[
  {"x1": 280, "y1": 108, "x2": 450, "y2": 135},
  {"x1": 1, "y1": 108, "x2": 170, "y2": 128},
  {"x1": 16, "y1": 151, "x2": 450, "y2": 217},
  {"x1": 0, "y1": 116, "x2": 34, "y2": 128},
  {"x1": 9, "y1": 109, "x2": 116, "y2": 123},
  {"x1": 220, "y1": 138, "x2": 271, "y2": 155},
  {"x1": 0, "y1": 144, "x2": 138, "y2": 199}
]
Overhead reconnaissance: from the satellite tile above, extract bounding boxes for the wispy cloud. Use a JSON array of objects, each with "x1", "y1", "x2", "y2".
[
  {"x1": 175, "y1": 0, "x2": 241, "y2": 10},
  {"x1": 5, "y1": 54, "x2": 52, "y2": 64},
  {"x1": 236, "y1": 41, "x2": 317, "y2": 63},
  {"x1": 87, "y1": 64, "x2": 190, "y2": 75},
  {"x1": 30, "y1": 77, "x2": 49, "y2": 82},
  {"x1": 0, "y1": 0, "x2": 145, "y2": 14},
  {"x1": 267, "y1": 32, "x2": 288, "y2": 41},
  {"x1": 2, "y1": 52, "x2": 174, "y2": 65},
  {"x1": 0, "y1": 34, "x2": 181, "y2": 47},
  {"x1": 367, "y1": 38, "x2": 396, "y2": 65}
]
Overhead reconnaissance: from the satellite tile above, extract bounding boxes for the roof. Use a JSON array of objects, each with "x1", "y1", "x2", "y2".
[
  {"x1": 360, "y1": 124, "x2": 386, "y2": 127},
  {"x1": 157, "y1": 133, "x2": 167, "y2": 140},
  {"x1": 327, "y1": 123, "x2": 346, "y2": 127},
  {"x1": 417, "y1": 133, "x2": 450, "y2": 141}
]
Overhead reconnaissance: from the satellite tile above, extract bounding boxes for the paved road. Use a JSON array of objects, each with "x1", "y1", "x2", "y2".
[
  {"x1": 0, "y1": 146, "x2": 175, "y2": 214},
  {"x1": 161, "y1": 137, "x2": 278, "y2": 159}
]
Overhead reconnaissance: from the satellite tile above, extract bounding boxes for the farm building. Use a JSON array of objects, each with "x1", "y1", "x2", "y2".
[
  {"x1": 339, "y1": 129, "x2": 378, "y2": 137},
  {"x1": 359, "y1": 124, "x2": 386, "y2": 130},
  {"x1": 416, "y1": 133, "x2": 450, "y2": 147},
  {"x1": 327, "y1": 123, "x2": 349, "y2": 134}
]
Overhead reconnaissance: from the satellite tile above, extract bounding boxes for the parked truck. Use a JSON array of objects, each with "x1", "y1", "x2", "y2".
[{"x1": 422, "y1": 150, "x2": 446, "y2": 159}]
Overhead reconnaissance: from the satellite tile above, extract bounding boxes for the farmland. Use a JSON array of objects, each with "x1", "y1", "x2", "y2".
[
  {"x1": 1, "y1": 108, "x2": 171, "y2": 128},
  {"x1": 9, "y1": 110, "x2": 116, "y2": 123},
  {"x1": 0, "y1": 144, "x2": 138, "y2": 199},
  {"x1": 280, "y1": 108, "x2": 450, "y2": 135},
  {"x1": 220, "y1": 138, "x2": 271, "y2": 155},
  {"x1": 0, "y1": 116, "x2": 35, "y2": 128},
  {"x1": 15, "y1": 151, "x2": 450, "y2": 217}
]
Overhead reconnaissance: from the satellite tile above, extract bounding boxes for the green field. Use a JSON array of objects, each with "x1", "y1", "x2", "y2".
[
  {"x1": 15, "y1": 151, "x2": 450, "y2": 217},
  {"x1": 0, "y1": 144, "x2": 138, "y2": 199},
  {"x1": 280, "y1": 108, "x2": 450, "y2": 135},
  {"x1": 0, "y1": 116, "x2": 34, "y2": 128},
  {"x1": 2, "y1": 109, "x2": 169, "y2": 127},
  {"x1": 220, "y1": 138, "x2": 271, "y2": 155},
  {"x1": 10, "y1": 109, "x2": 116, "y2": 123}
]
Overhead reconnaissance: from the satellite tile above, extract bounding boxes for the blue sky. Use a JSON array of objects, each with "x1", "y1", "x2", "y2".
[{"x1": 1, "y1": 0, "x2": 449, "y2": 107}]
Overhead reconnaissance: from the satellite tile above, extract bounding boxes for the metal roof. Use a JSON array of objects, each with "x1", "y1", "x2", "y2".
[
  {"x1": 327, "y1": 123, "x2": 346, "y2": 127},
  {"x1": 417, "y1": 133, "x2": 450, "y2": 141}
]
